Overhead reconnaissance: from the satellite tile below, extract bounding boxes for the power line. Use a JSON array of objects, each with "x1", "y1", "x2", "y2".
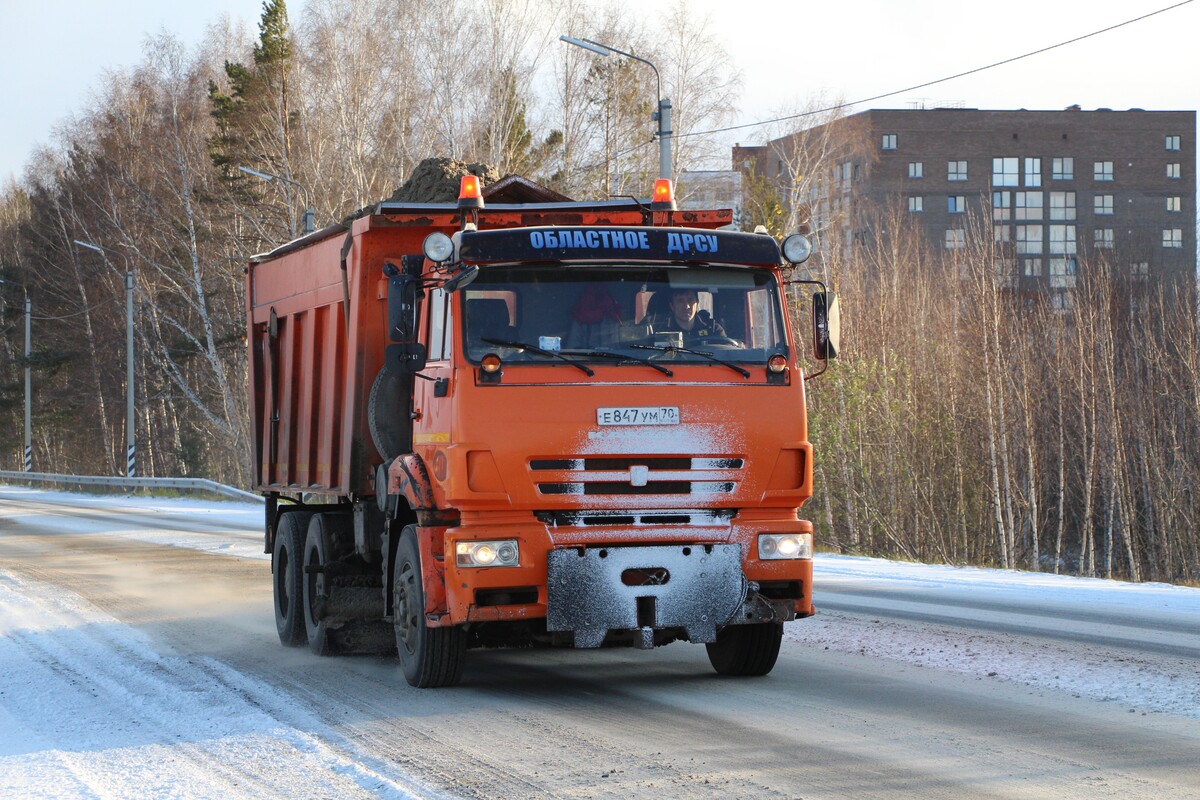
[
  {"x1": 677, "y1": 0, "x2": 1194, "y2": 141},
  {"x1": 31, "y1": 301, "x2": 113, "y2": 321}
]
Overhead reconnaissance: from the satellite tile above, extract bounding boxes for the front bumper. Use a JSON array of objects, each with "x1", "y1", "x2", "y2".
[
  {"x1": 437, "y1": 517, "x2": 814, "y2": 631},
  {"x1": 546, "y1": 543, "x2": 750, "y2": 648}
]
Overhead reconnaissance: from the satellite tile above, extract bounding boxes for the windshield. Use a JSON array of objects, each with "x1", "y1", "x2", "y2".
[{"x1": 461, "y1": 264, "x2": 788, "y2": 366}]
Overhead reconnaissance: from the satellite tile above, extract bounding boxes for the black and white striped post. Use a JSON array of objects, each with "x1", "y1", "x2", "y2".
[
  {"x1": 124, "y1": 269, "x2": 136, "y2": 478},
  {"x1": 24, "y1": 295, "x2": 31, "y2": 473}
]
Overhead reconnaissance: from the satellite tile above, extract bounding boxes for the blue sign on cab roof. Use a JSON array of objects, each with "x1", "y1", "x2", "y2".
[{"x1": 458, "y1": 226, "x2": 782, "y2": 266}]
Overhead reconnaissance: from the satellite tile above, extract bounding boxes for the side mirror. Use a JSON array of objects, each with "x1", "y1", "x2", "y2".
[
  {"x1": 384, "y1": 258, "x2": 422, "y2": 342},
  {"x1": 813, "y1": 291, "x2": 840, "y2": 361},
  {"x1": 386, "y1": 342, "x2": 428, "y2": 374},
  {"x1": 443, "y1": 265, "x2": 479, "y2": 293}
]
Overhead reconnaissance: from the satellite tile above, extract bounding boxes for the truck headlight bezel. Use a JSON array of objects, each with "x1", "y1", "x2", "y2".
[
  {"x1": 757, "y1": 533, "x2": 813, "y2": 560},
  {"x1": 456, "y1": 539, "x2": 521, "y2": 568}
]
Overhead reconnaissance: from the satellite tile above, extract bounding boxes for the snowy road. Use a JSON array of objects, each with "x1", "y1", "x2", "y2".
[{"x1": 2, "y1": 486, "x2": 1199, "y2": 799}]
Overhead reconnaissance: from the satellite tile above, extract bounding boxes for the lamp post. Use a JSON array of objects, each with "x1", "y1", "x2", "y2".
[
  {"x1": 237, "y1": 166, "x2": 315, "y2": 237},
  {"x1": 559, "y1": 35, "x2": 673, "y2": 181},
  {"x1": 73, "y1": 239, "x2": 137, "y2": 478}
]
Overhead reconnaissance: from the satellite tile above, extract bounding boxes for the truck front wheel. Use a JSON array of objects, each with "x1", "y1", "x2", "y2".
[
  {"x1": 272, "y1": 510, "x2": 313, "y2": 647},
  {"x1": 393, "y1": 526, "x2": 466, "y2": 688},
  {"x1": 706, "y1": 622, "x2": 783, "y2": 676}
]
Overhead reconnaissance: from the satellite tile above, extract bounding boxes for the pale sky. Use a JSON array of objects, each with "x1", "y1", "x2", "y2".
[{"x1": 2, "y1": 0, "x2": 1197, "y2": 184}]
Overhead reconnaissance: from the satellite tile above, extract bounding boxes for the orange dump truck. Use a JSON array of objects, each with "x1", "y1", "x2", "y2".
[{"x1": 248, "y1": 177, "x2": 838, "y2": 687}]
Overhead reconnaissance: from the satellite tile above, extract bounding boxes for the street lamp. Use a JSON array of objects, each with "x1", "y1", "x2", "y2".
[
  {"x1": 560, "y1": 35, "x2": 673, "y2": 181},
  {"x1": 237, "y1": 166, "x2": 316, "y2": 237},
  {"x1": 73, "y1": 239, "x2": 137, "y2": 478}
]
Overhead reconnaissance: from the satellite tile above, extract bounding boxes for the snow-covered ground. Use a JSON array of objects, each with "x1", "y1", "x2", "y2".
[
  {"x1": 2, "y1": 485, "x2": 1199, "y2": 798},
  {"x1": 788, "y1": 555, "x2": 1200, "y2": 719}
]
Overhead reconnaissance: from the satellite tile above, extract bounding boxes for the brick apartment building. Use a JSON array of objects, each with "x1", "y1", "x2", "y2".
[{"x1": 734, "y1": 107, "x2": 1196, "y2": 301}]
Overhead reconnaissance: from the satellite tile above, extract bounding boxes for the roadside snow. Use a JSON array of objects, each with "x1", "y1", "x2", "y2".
[
  {"x1": 0, "y1": 568, "x2": 436, "y2": 799},
  {"x1": 790, "y1": 554, "x2": 1200, "y2": 719},
  {"x1": 0, "y1": 485, "x2": 266, "y2": 561}
]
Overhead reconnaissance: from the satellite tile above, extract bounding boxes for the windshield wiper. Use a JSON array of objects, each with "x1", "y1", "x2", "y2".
[
  {"x1": 481, "y1": 337, "x2": 594, "y2": 376},
  {"x1": 629, "y1": 343, "x2": 751, "y2": 378},
  {"x1": 565, "y1": 349, "x2": 674, "y2": 377}
]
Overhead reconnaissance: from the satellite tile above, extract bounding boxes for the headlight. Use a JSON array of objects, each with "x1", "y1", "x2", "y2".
[
  {"x1": 456, "y1": 539, "x2": 520, "y2": 567},
  {"x1": 781, "y1": 233, "x2": 812, "y2": 265},
  {"x1": 423, "y1": 232, "x2": 454, "y2": 263},
  {"x1": 758, "y1": 533, "x2": 813, "y2": 560}
]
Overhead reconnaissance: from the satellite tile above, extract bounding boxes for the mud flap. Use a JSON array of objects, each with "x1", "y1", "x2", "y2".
[{"x1": 546, "y1": 544, "x2": 746, "y2": 648}]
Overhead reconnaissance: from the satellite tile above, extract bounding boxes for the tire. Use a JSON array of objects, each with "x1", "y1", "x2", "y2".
[
  {"x1": 303, "y1": 513, "x2": 348, "y2": 656},
  {"x1": 705, "y1": 622, "x2": 783, "y2": 677},
  {"x1": 393, "y1": 525, "x2": 466, "y2": 687},
  {"x1": 272, "y1": 509, "x2": 313, "y2": 647}
]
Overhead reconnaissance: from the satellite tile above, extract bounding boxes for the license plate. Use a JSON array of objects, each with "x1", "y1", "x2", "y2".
[{"x1": 596, "y1": 406, "x2": 680, "y2": 426}]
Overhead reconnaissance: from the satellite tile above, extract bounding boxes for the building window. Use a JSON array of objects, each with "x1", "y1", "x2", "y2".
[
  {"x1": 1049, "y1": 191, "x2": 1076, "y2": 221},
  {"x1": 1050, "y1": 291, "x2": 1075, "y2": 312},
  {"x1": 994, "y1": 225, "x2": 1011, "y2": 243},
  {"x1": 882, "y1": 134, "x2": 897, "y2": 150},
  {"x1": 948, "y1": 160, "x2": 968, "y2": 181},
  {"x1": 1050, "y1": 257, "x2": 1078, "y2": 288},
  {"x1": 1024, "y1": 157, "x2": 1042, "y2": 187},
  {"x1": 948, "y1": 195, "x2": 966, "y2": 213},
  {"x1": 992, "y1": 157, "x2": 1019, "y2": 186},
  {"x1": 1167, "y1": 163, "x2": 1181, "y2": 179},
  {"x1": 1052, "y1": 157, "x2": 1074, "y2": 180},
  {"x1": 1015, "y1": 225, "x2": 1044, "y2": 254},
  {"x1": 1163, "y1": 229, "x2": 1183, "y2": 248},
  {"x1": 1094, "y1": 194, "x2": 1114, "y2": 215},
  {"x1": 1095, "y1": 228, "x2": 1114, "y2": 249},
  {"x1": 908, "y1": 162, "x2": 923, "y2": 178},
  {"x1": 1015, "y1": 191, "x2": 1043, "y2": 220},
  {"x1": 908, "y1": 196, "x2": 923, "y2": 212},
  {"x1": 992, "y1": 191, "x2": 1012, "y2": 221},
  {"x1": 1049, "y1": 225, "x2": 1077, "y2": 255},
  {"x1": 945, "y1": 229, "x2": 965, "y2": 249},
  {"x1": 1024, "y1": 258, "x2": 1044, "y2": 277},
  {"x1": 1132, "y1": 261, "x2": 1149, "y2": 280},
  {"x1": 1167, "y1": 196, "x2": 1181, "y2": 212},
  {"x1": 1166, "y1": 135, "x2": 1181, "y2": 151},
  {"x1": 1093, "y1": 161, "x2": 1113, "y2": 181}
]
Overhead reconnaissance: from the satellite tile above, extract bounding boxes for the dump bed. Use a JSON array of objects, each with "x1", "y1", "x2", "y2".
[{"x1": 246, "y1": 201, "x2": 732, "y2": 496}]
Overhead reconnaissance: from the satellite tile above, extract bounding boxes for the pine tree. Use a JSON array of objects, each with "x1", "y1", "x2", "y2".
[{"x1": 207, "y1": 0, "x2": 294, "y2": 179}]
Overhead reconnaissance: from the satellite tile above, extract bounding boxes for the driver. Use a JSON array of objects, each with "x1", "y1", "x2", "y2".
[{"x1": 652, "y1": 289, "x2": 727, "y2": 342}]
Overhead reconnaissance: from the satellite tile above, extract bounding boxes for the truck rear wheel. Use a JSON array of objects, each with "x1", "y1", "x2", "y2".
[
  {"x1": 303, "y1": 513, "x2": 346, "y2": 656},
  {"x1": 272, "y1": 510, "x2": 313, "y2": 647},
  {"x1": 393, "y1": 526, "x2": 465, "y2": 687},
  {"x1": 706, "y1": 622, "x2": 783, "y2": 677}
]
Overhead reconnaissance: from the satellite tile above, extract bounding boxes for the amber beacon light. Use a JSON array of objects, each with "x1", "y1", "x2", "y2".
[
  {"x1": 458, "y1": 175, "x2": 484, "y2": 209},
  {"x1": 651, "y1": 178, "x2": 677, "y2": 211}
]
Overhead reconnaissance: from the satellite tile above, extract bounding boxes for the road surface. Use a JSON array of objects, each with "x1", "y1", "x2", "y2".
[{"x1": 1, "y1": 490, "x2": 1198, "y2": 799}]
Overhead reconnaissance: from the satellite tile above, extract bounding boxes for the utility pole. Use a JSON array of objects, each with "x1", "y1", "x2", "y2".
[
  {"x1": 124, "y1": 269, "x2": 135, "y2": 477},
  {"x1": 24, "y1": 294, "x2": 31, "y2": 472},
  {"x1": 74, "y1": 239, "x2": 137, "y2": 478}
]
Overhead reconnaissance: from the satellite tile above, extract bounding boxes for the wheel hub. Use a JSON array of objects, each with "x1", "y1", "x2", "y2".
[{"x1": 395, "y1": 561, "x2": 419, "y2": 654}]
